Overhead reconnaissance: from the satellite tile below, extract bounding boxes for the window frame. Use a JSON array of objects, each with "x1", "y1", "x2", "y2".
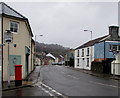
[
  {"x1": 77, "y1": 50, "x2": 79, "y2": 57},
  {"x1": 87, "y1": 48, "x2": 89, "y2": 56},
  {"x1": 10, "y1": 21, "x2": 19, "y2": 33},
  {"x1": 81, "y1": 49, "x2": 84, "y2": 57},
  {"x1": 87, "y1": 58, "x2": 89, "y2": 67},
  {"x1": 110, "y1": 44, "x2": 120, "y2": 51},
  {"x1": 77, "y1": 58, "x2": 79, "y2": 66}
]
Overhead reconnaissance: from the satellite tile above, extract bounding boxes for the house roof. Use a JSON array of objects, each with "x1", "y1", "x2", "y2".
[
  {"x1": 46, "y1": 53, "x2": 56, "y2": 60},
  {"x1": 75, "y1": 35, "x2": 109, "y2": 50},
  {"x1": 0, "y1": 2, "x2": 26, "y2": 19}
]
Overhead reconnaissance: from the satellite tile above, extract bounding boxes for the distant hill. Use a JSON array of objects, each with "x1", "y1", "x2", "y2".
[{"x1": 36, "y1": 42, "x2": 70, "y2": 57}]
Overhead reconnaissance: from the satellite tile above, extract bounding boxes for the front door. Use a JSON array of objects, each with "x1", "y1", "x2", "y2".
[{"x1": 26, "y1": 54, "x2": 29, "y2": 76}]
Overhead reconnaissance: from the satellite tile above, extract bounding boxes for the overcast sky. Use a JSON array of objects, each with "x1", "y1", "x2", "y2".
[{"x1": 6, "y1": 2, "x2": 118, "y2": 48}]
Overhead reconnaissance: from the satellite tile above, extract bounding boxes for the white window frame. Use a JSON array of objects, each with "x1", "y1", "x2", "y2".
[
  {"x1": 81, "y1": 49, "x2": 84, "y2": 57},
  {"x1": 10, "y1": 21, "x2": 19, "y2": 33},
  {"x1": 87, "y1": 58, "x2": 89, "y2": 67},
  {"x1": 77, "y1": 50, "x2": 79, "y2": 57},
  {"x1": 87, "y1": 48, "x2": 89, "y2": 56},
  {"x1": 110, "y1": 44, "x2": 120, "y2": 51},
  {"x1": 77, "y1": 59, "x2": 79, "y2": 66}
]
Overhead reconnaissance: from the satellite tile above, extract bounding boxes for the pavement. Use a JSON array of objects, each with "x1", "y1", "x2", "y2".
[
  {"x1": 2, "y1": 65, "x2": 120, "y2": 91},
  {"x1": 2, "y1": 66, "x2": 40, "y2": 91}
]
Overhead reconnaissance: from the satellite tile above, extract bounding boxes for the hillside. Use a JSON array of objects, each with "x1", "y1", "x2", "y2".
[{"x1": 36, "y1": 42, "x2": 70, "y2": 57}]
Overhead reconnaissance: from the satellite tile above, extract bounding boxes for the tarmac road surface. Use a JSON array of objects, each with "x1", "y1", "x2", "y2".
[
  {"x1": 2, "y1": 65, "x2": 119, "y2": 97},
  {"x1": 39, "y1": 65, "x2": 119, "y2": 96}
]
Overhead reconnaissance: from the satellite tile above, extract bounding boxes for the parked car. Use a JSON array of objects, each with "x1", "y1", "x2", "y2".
[
  {"x1": 52, "y1": 62, "x2": 58, "y2": 65},
  {"x1": 58, "y1": 61, "x2": 65, "y2": 65}
]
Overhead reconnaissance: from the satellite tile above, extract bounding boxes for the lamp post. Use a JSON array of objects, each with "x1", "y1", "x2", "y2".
[
  {"x1": 35, "y1": 35, "x2": 43, "y2": 67},
  {"x1": 4, "y1": 30, "x2": 13, "y2": 87},
  {"x1": 84, "y1": 30, "x2": 93, "y2": 67},
  {"x1": 84, "y1": 30, "x2": 92, "y2": 40}
]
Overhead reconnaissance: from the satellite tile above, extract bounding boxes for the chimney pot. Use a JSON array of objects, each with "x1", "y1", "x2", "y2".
[{"x1": 109, "y1": 26, "x2": 119, "y2": 39}]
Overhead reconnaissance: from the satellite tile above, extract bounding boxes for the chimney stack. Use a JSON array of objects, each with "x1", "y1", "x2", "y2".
[{"x1": 109, "y1": 26, "x2": 119, "y2": 40}]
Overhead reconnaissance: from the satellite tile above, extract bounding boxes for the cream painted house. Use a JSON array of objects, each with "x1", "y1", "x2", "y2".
[{"x1": 0, "y1": 2, "x2": 35, "y2": 81}]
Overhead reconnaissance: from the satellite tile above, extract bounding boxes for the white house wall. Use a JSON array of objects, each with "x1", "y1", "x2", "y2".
[{"x1": 74, "y1": 46, "x2": 94, "y2": 70}]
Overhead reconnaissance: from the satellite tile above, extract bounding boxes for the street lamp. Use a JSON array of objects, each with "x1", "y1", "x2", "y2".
[
  {"x1": 34, "y1": 35, "x2": 43, "y2": 67},
  {"x1": 84, "y1": 30, "x2": 92, "y2": 40},
  {"x1": 84, "y1": 30, "x2": 93, "y2": 67},
  {"x1": 4, "y1": 30, "x2": 13, "y2": 87}
]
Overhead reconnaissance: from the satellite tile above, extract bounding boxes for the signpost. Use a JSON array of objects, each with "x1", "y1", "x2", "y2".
[
  {"x1": 4, "y1": 30, "x2": 13, "y2": 87},
  {"x1": 0, "y1": 46, "x2": 2, "y2": 98}
]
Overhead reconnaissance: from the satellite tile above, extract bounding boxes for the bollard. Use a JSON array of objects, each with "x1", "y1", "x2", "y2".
[{"x1": 15, "y1": 65, "x2": 22, "y2": 87}]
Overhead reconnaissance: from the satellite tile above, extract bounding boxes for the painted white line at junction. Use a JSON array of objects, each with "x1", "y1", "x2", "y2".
[
  {"x1": 38, "y1": 85, "x2": 54, "y2": 96},
  {"x1": 34, "y1": 81, "x2": 68, "y2": 98}
]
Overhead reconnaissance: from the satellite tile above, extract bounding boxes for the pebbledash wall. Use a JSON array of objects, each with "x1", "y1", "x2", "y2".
[{"x1": 0, "y1": 2, "x2": 35, "y2": 81}]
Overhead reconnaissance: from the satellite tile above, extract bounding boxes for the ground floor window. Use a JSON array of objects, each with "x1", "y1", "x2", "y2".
[
  {"x1": 87, "y1": 58, "x2": 89, "y2": 67},
  {"x1": 77, "y1": 59, "x2": 79, "y2": 66}
]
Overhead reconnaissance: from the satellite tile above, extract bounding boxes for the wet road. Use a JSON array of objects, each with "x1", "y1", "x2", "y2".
[
  {"x1": 40, "y1": 65, "x2": 119, "y2": 96},
  {"x1": 2, "y1": 65, "x2": 119, "y2": 97}
]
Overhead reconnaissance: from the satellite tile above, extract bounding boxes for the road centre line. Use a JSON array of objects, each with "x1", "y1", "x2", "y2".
[
  {"x1": 90, "y1": 81, "x2": 119, "y2": 88},
  {"x1": 67, "y1": 74, "x2": 79, "y2": 79},
  {"x1": 60, "y1": 71, "x2": 79, "y2": 80}
]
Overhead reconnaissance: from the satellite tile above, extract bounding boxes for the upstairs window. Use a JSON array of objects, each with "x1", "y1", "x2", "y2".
[
  {"x1": 87, "y1": 48, "x2": 89, "y2": 56},
  {"x1": 110, "y1": 44, "x2": 120, "y2": 51},
  {"x1": 77, "y1": 50, "x2": 79, "y2": 57},
  {"x1": 81, "y1": 49, "x2": 84, "y2": 57},
  {"x1": 112, "y1": 45, "x2": 117, "y2": 51},
  {"x1": 10, "y1": 21, "x2": 19, "y2": 33},
  {"x1": 118, "y1": 45, "x2": 120, "y2": 51}
]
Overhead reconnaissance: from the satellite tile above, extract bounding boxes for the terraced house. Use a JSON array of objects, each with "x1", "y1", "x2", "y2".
[
  {"x1": 0, "y1": 2, "x2": 35, "y2": 82},
  {"x1": 75, "y1": 26, "x2": 120, "y2": 75}
]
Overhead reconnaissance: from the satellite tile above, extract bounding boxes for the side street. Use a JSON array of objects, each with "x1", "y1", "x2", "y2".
[{"x1": 0, "y1": 2, "x2": 120, "y2": 97}]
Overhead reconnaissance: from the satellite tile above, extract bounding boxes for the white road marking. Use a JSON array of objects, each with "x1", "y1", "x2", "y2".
[
  {"x1": 38, "y1": 85, "x2": 54, "y2": 96},
  {"x1": 34, "y1": 81, "x2": 68, "y2": 98},
  {"x1": 90, "y1": 81, "x2": 119, "y2": 88}
]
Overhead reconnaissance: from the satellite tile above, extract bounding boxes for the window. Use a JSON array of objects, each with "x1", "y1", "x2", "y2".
[
  {"x1": 77, "y1": 59, "x2": 79, "y2": 66},
  {"x1": 77, "y1": 50, "x2": 79, "y2": 57},
  {"x1": 82, "y1": 49, "x2": 84, "y2": 57},
  {"x1": 10, "y1": 21, "x2": 19, "y2": 32},
  {"x1": 118, "y1": 45, "x2": 120, "y2": 51},
  {"x1": 87, "y1": 58, "x2": 89, "y2": 67},
  {"x1": 110, "y1": 44, "x2": 120, "y2": 51},
  {"x1": 87, "y1": 48, "x2": 89, "y2": 56},
  {"x1": 112, "y1": 45, "x2": 117, "y2": 51}
]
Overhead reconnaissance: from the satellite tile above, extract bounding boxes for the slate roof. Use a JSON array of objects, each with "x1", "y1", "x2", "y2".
[
  {"x1": 75, "y1": 35, "x2": 109, "y2": 50},
  {"x1": 0, "y1": 2, "x2": 26, "y2": 19}
]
